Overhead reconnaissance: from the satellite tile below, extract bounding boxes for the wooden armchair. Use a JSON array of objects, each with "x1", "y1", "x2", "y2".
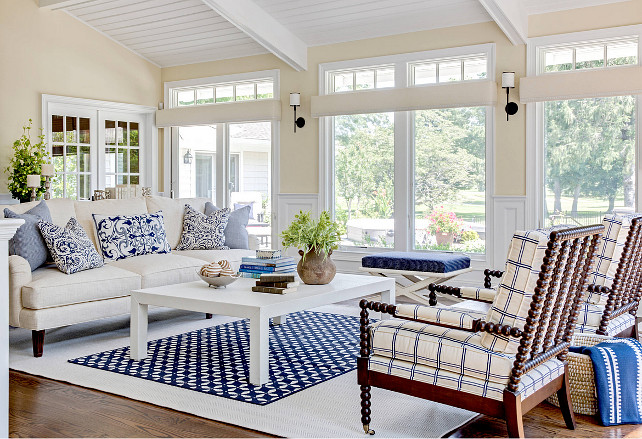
[
  {"x1": 358, "y1": 225, "x2": 604, "y2": 438},
  {"x1": 430, "y1": 215, "x2": 642, "y2": 337}
]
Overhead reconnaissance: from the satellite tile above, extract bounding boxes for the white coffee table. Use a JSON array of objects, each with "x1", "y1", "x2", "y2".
[{"x1": 129, "y1": 273, "x2": 395, "y2": 385}]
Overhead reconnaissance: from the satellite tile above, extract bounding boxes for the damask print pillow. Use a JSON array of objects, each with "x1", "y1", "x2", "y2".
[
  {"x1": 176, "y1": 204, "x2": 230, "y2": 251},
  {"x1": 38, "y1": 217, "x2": 104, "y2": 275},
  {"x1": 92, "y1": 212, "x2": 172, "y2": 262}
]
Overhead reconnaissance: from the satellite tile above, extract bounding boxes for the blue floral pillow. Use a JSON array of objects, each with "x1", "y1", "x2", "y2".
[
  {"x1": 38, "y1": 218, "x2": 104, "y2": 274},
  {"x1": 92, "y1": 211, "x2": 171, "y2": 262},
  {"x1": 176, "y1": 204, "x2": 230, "y2": 251}
]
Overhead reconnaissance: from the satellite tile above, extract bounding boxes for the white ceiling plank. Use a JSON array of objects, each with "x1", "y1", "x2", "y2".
[
  {"x1": 38, "y1": 0, "x2": 97, "y2": 10},
  {"x1": 478, "y1": 0, "x2": 528, "y2": 45},
  {"x1": 201, "y1": 0, "x2": 308, "y2": 71},
  {"x1": 119, "y1": 22, "x2": 238, "y2": 45}
]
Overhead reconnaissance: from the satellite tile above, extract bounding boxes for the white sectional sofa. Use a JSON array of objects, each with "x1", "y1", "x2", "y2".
[{"x1": 2, "y1": 196, "x2": 256, "y2": 357}]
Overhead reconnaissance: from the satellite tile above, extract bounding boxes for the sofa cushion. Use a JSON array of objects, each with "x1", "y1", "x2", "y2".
[
  {"x1": 4, "y1": 200, "x2": 52, "y2": 271},
  {"x1": 0, "y1": 198, "x2": 75, "y2": 227},
  {"x1": 108, "y1": 253, "x2": 205, "y2": 288},
  {"x1": 174, "y1": 248, "x2": 254, "y2": 271},
  {"x1": 38, "y1": 218, "x2": 104, "y2": 275},
  {"x1": 144, "y1": 196, "x2": 209, "y2": 249},
  {"x1": 23, "y1": 264, "x2": 140, "y2": 309},
  {"x1": 93, "y1": 211, "x2": 171, "y2": 261},
  {"x1": 176, "y1": 205, "x2": 229, "y2": 251},
  {"x1": 205, "y1": 202, "x2": 251, "y2": 249}
]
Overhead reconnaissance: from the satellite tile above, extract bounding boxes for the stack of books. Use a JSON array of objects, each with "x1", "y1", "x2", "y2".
[
  {"x1": 238, "y1": 250, "x2": 296, "y2": 279},
  {"x1": 251, "y1": 273, "x2": 299, "y2": 294}
]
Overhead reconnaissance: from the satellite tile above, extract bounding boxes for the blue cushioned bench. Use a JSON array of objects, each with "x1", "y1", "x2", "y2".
[{"x1": 360, "y1": 252, "x2": 471, "y2": 305}]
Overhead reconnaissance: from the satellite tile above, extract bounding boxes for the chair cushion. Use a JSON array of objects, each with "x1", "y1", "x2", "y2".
[
  {"x1": 481, "y1": 228, "x2": 552, "y2": 354},
  {"x1": 38, "y1": 218, "x2": 104, "y2": 275},
  {"x1": 173, "y1": 248, "x2": 254, "y2": 271},
  {"x1": 370, "y1": 316, "x2": 515, "y2": 384},
  {"x1": 108, "y1": 253, "x2": 204, "y2": 288},
  {"x1": 576, "y1": 314, "x2": 636, "y2": 335},
  {"x1": 22, "y1": 265, "x2": 140, "y2": 309},
  {"x1": 585, "y1": 214, "x2": 641, "y2": 305},
  {"x1": 144, "y1": 196, "x2": 209, "y2": 249},
  {"x1": 368, "y1": 355, "x2": 565, "y2": 401},
  {"x1": 176, "y1": 205, "x2": 230, "y2": 251},
  {"x1": 361, "y1": 251, "x2": 470, "y2": 273},
  {"x1": 93, "y1": 211, "x2": 171, "y2": 261},
  {"x1": 205, "y1": 202, "x2": 251, "y2": 249},
  {"x1": 4, "y1": 200, "x2": 52, "y2": 271}
]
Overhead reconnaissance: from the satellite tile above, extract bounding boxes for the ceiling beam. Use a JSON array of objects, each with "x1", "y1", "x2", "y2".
[
  {"x1": 38, "y1": 0, "x2": 95, "y2": 10},
  {"x1": 201, "y1": 0, "x2": 307, "y2": 71},
  {"x1": 478, "y1": 0, "x2": 528, "y2": 45}
]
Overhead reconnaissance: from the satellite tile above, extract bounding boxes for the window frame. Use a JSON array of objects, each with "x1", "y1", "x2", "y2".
[
  {"x1": 318, "y1": 44, "x2": 495, "y2": 261},
  {"x1": 526, "y1": 25, "x2": 642, "y2": 230},
  {"x1": 42, "y1": 95, "x2": 158, "y2": 199}
]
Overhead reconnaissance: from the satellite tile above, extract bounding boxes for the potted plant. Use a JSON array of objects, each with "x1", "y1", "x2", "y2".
[
  {"x1": 4, "y1": 119, "x2": 50, "y2": 202},
  {"x1": 427, "y1": 206, "x2": 464, "y2": 246},
  {"x1": 280, "y1": 210, "x2": 342, "y2": 285}
]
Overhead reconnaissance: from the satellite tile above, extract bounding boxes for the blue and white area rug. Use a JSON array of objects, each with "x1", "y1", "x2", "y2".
[{"x1": 69, "y1": 311, "x2": 360, "y2": 405}]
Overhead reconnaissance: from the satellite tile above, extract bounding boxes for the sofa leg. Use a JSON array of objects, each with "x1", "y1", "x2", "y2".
[
  {"x1": 32, "y1": 330, "x2": 45, "y2": 358},
  {"x1": 205, "y1": 313, "x2": 213, "y2": 319}
]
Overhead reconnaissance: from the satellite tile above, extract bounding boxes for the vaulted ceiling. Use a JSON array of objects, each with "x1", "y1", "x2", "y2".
[{"x1": 39, "y1": 0, "x2": 631, "y2": 69}]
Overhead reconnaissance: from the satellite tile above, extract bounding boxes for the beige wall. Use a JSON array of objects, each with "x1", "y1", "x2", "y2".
[{"x1": 0, "y1": 0, "x2": 161, "y2": 192}]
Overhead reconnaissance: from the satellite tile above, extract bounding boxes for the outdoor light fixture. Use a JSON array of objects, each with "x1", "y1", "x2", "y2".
[
  {"x1": 290, "y1": 92, "x2": 305, "y2": 133},
  {"x1": 183, "y1": 149, "x2": 193, "y2": 165},
  {"x1": 502, "y1": 72, "x2": 518, "y2": 121}
]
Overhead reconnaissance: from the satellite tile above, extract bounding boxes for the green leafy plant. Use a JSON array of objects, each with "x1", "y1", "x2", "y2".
[
  {"x1": 459, "y1": 230, "x2": 479, "y2": 243},
  {"x1": 280, "y1": 210, "x2": 342, "y2": 261},
  {"x1": 4, "y1": 120, "x2": 50, "y2": 202}
]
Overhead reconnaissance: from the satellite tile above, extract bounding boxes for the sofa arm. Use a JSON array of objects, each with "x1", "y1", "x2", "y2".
[
  {"x1": 8, "y1": 255, "x2": 31, "y2": 327},
  {"x1": 395, "y1": 304, "x2": 479, "y2": 331},
  {"x1": 247, "y1": 233, "x2": 260, "y2": 250}
]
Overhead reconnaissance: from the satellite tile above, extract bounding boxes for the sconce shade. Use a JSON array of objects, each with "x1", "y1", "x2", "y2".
[
  {"x1": 290, "y1": 92, "x2": 301, "y2": 106},
  {"x1": 502, "y1": 72, "x2": 515, "y2": 88},
  {"x1": 27, "y1": 175, "x2": 41, "y2": 188}
]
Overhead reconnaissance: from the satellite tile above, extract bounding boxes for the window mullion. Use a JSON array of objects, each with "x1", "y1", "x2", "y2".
[{"x1": 393, "y1": 111, "x2": 410, "y2": 252}]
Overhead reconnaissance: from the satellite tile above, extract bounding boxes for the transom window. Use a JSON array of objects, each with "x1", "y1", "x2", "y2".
[
  {"x1": 327, "y1": 66, "x2": 395, "y2": 93},
  {"x1": 539, "y1": 37, "x2": 638, "y2": 73},
  {"x1": 172, "y1": 79, "x2": 274, "y2": 107},
  {"x1": 410, "y1": 55, "x2": 487, "y2": 85}
]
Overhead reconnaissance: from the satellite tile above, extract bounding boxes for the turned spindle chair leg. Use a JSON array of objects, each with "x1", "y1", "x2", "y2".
[{"x1": 360, "y1": 384, "x2": 375, "y2": 435}]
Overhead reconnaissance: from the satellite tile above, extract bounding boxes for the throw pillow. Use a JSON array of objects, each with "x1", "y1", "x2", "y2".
[
  {"x1": 205, "y1": 202, "x2": 250, "y2": 249},
  {"x1": 38, "y1": 217, "x2": 104, "y2": 274},
  {"x1": 176, "y1": 204, "x2": 230, "y2": 251},
  {"x1": 92, "y1": 211, "x2": 172, "y2": 262},
  {"x1": 233, "y1": 202, "x2": 255, "y2": 220},
  {"x1": 4, "y1": 201, "x2": 53, "y2": 271}
]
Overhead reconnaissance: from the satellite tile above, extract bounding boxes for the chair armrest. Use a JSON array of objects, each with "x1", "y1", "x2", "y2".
[
  {"x1": 460, "y1": 287, "x2": 496, "y2": 303},
  {"x1": 483, "y1": 269, "x2": 503, "y2": 288},
  {"x1": 395, "y1": 304, "x2": 479, "y2": 330},
  {"x1": 8, "y1": 255, "x2": 31, "y2": 327}
]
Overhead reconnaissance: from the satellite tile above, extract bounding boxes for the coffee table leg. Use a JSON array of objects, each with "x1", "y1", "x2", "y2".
[
  {"x1": 272, "y1": 315, "x2": 287, "y2": 325},
  {"x1": 249, "y1": 313, "x2": 269, "y2": 386},
  {"x1": 130, "y1": 298, "x2": 148, "y2": 361},
  {"x1": 381, "y1": 286, "x2": 395, "y2": 320}
]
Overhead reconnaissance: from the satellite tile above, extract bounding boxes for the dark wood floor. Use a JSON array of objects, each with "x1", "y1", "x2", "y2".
[{"x1": 10, "y1": 369, "x2": 642, "y2": 438}]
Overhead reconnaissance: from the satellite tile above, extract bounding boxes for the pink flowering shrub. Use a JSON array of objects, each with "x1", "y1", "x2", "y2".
[{"x1": 427, "y1": 206, "x2": 464, "y2": 236}]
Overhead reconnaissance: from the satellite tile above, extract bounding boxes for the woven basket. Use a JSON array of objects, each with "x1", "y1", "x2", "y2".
[{"x1": 547, "y1": 333, "x2": 613, "y2": 416}]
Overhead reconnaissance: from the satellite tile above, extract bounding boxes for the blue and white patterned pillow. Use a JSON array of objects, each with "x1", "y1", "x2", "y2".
[
  {"x1": 92, "y1": 211, "x2": 172, "y2": 262},
  {"x1": 176, "y1": 204, "x2": 230, "y2": 251},
  {"x1": 38, "y1": 217, "x2": 104, "y2": 275}
]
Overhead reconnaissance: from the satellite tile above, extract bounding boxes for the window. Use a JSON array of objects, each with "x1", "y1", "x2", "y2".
[
  {"x1": 528, "y1": 26, "x2": 642, "y2": 229},
  {"x1": 321, "y1": 45, "x2": 494, "y2": 254},
  {"x1": 327, "y1": 66, "x2": 395, "y2": 93},
  {"x1": 43, "y1": 95, "x2": 157, "y2": 200},
  {"x1": 172, "y1": 79, "x2": 274, "y2": 107}
]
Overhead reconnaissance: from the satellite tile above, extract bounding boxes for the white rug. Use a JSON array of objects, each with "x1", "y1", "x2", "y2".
[{"x1": 9, "y1": 304, "x2": 478, "y2": 438}]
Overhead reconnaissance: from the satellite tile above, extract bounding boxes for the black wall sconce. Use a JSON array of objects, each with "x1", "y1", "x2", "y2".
[
  {"x1": 290, "y1": 92, "x2": 306, "y2": 133},
  {"x1": 502, "y1": 72, "x2": 518, "y2": 121},
  {"x1": 183, "y1": 149, "x2": 193, "y2": 165}
]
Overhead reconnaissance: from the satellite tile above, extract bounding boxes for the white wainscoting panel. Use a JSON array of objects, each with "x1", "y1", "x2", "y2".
[
  {"x1": 276, "y1": 193, "x2": 319, "y2": 256},
  {"x1": 492, "y1": 196, "x2": 527, "y2": 269}
]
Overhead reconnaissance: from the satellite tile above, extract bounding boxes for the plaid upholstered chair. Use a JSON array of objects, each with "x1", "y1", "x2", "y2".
[
  {"x1": 431, "y1": 214, "x2": 642, "y2": 337},
  {"x1": 358, "y1": 225, "x2": 603, "y2": 438}
]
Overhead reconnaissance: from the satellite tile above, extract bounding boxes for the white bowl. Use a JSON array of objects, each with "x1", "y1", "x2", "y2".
[{"x1": 197, "y1": 272, "x2": 239, "y2": 288}]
